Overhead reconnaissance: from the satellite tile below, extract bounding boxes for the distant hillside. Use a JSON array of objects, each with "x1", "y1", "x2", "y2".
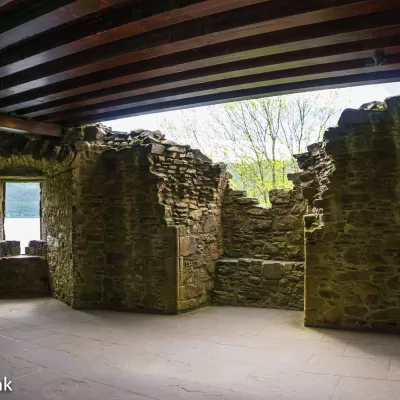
[{"x1": 5, "y1": 182, "x2": 40, "y2": 218}]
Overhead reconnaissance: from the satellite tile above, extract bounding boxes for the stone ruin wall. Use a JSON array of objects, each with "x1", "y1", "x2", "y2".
[
  {"x1": 0, "y1": 256, "x2": 49, "y2": 298},
  {"x1": 0, "y1": 126, "x2": 229, "y2": 312},
  {"x1": 73, "y1": 127, "x2": 305, "y2": 312},
  {"x1": 58, "y1": 126, "x2": 229, "y2": 313},
  {"x1": 70, "y1": 139, "x2": 179, "y2": 311},
  {"x1": 222, "y1": 176, "x2": 305, "y2": 260},
  {"x1": 0, "y1": 133, "x2": 75, "y2": 302},
  {"x1": 298, "y1": 95, "x2": 400, "y2": 332},
  {"x1": 1, "y1": 95, "x2": 399, "y2": 331},
  {"x1": 213, "y1": 175, "x2": 307, "y2": 310},
  {"x1": 151, "y1": 142, "x2": 229, "y2": 311},
  {"x1": 0, "y1": 124, "x2": 308, "y2": 313}
]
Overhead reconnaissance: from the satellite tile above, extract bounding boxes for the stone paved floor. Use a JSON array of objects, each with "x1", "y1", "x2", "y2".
[{"x1": 1, "y1": 299, "x2": 400, "y2": 399}]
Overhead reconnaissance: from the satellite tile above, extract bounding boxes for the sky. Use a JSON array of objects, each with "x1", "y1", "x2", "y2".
[{"x1": 104, "y1": 82, "x2": 400, "y2": 133}]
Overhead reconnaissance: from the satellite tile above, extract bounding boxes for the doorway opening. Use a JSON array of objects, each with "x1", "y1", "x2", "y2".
[{"x1": 4, "y1": 182, "x2": 41, "y2": 254}]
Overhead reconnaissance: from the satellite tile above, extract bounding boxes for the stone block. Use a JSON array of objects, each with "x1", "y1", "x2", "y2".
[
  {"x1": 250, "y1": 218, "x2": 273, "y2": 231},
  {"x1": 180, "y1": 236, "x2": 197, "y2": 257},
  {"x1": 262, "y1": 262, "x2": 284, "y2": 279},
  {"x1": 150, "y1": 143, "x2": 166, "y2": 154},
  {"x1": 245, "y1": 206, "x2": 271, "y2": 216},
  {"x1": 0, "y1": 241, "x2": 21, "y2": 257},
  {"x1": 337, "y1": 108, "x2": 385, "y2": 126},
  {"x1": 83, "y1": 124, "x2": 107, "y2": 141},
  {"x1": 269, "y1": 189, "x2": 291, "y2": 204},
  {"x1": 235, "y1": 197, "x2": 259, "y2": 205}
]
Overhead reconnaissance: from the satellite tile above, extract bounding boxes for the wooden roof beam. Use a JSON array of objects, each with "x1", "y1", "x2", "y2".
[
  {"x1": 0, "y1": 0, "x2": 267, "y2": 77},
  {"x1": 0, "y1": 0, "x2": 28, "y2": 11},
  {"x1": 0, "y1": 0, "x2": 130, "y2": 50},
  {"x1": 1, "y1": 13, "x2": 398, "y2": 112},
  {"x1": 17, "y1": 35, "x2": 400, "y2": 118},
  {"x1": 58, "y1": 70, "x2": 400, "y2": 125},
  {"x1": 46, "y1": 57, "x2": 400, "y2": 123},
  {"x1": 0, "y1": 113, "x2": 61, "y2": 136},
  {"x1": 1, "y1": 0, "x2": 399, "y2": 98}
]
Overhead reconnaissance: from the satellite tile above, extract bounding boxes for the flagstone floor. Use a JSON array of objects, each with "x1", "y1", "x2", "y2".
[{"x1": 0, "y1": 298, "x2": 400, "y2": 399}]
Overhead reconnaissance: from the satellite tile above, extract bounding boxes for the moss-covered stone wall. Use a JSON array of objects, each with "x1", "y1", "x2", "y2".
[
  {"x1": 57, "y1": 128, "x2": 228, "y2": 313},
  {"x1": 213, "y1": 175, "x2": 306, "y2": 310},
  {"x1": 0, "y1": 256, "x2": 49, "y2": 298},
  {"x1": 42, "y1": 172, "x2": 74, "y2": 305},
  {"x1": 70, "y1": 143, "x2": 108, "y2": 308},
  {"x1": 214, "y1": 258, "x2": 304, "y2": 310},
  {"x1": 298, "y1": 96, "x2": 400, "y2": 332},
  {"x1": 222, "y1": 175, "x2": 306, "y2": 261},
  {"x1": 0, "y1": 132, "x2": 75, "y2": 303},
  {"x1": 151, "y1": 143, "x2": 228, "y2": 311}
]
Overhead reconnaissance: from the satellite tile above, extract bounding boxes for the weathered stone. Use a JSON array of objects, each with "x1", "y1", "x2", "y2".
[
  {"x1": 0, "y1": 256, "x2": 49, "y2": 298},
  {"x1": 180, "y1": 236, "x2": 197, "y2": 257},
  {"x1": 235, "y1": 197, "x2": 259, "y2": 205},
  {"x1": 299, "y1": 96, "x2": 400, "y2": 333},
  {"x1": 222, "y1": 182, "x2": 306, "y2": 261},
  {"x1": 262, "y1": 262, "x2": 284, "y2": 279},
  {"x1": 150, "y1": 143, "x2": 166, "y2": 155},
  {"x1": 214, "y1": 258, "x2": 304, "y2": 310},
  {"x1": 337, "y1": 108, "x2": 386, "y2": 126},
  {"x1": 269, "y1": 189, "x2": 291, "y2": 204},
  {"x1": 0, "y1": 241, "x2": 21, "y2": 257}
]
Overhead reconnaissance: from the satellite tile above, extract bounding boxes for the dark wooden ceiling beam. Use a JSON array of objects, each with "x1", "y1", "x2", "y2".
[
  {"x1": 0, "y1": 113, "x2": 61, "y2": 136},
  {"x1": 55, "y1": 70, "x2": 400, "y2": 125},
  {"x1": 0, "y1": 0, "x2": 130, "y2": 50},
  {"x1": 1, "y1": 0, "x2": 398, "y2": 98},
  {"x1": 0, "y1": 0, "x2": 29, "y2": 11},
  {"x1": 18, "y1": 39, "x2": 400, "y2": 118},
  {"x1": 45, "y1": 58, "x2": 400, "y2": 123},
  {"x1": 1, "y1": 15, "x2": 398, "y2": 112},
  {"x1": 0, "y1": 0, "x2": 266, "y2": 78}
]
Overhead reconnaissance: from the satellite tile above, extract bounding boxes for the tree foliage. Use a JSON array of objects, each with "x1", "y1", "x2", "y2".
[{"x1": 159, "y1": 90, "x2": 339, "y2": 205}]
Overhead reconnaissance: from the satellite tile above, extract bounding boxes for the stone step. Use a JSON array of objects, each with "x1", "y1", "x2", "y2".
[
  {"x1": 229, "y1": 190, "x2": 247, "y2": 197},
  {"x1": 235, "y1": 197, "x2": 259, "y2": 205},
  {"x1": 216, "y1": 258, "x2": 303, "y2": 267}
]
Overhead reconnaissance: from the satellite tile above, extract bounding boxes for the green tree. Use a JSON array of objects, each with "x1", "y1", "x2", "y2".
[{"x1": 159, "y1": 91, "x2": 339, "y2": 205}]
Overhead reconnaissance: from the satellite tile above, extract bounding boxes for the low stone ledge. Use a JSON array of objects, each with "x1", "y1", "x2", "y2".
[
  {"x1": 25, "y1": 240, "x2": 47, "y2": 256},
  {"x1": 0, "y1": 256, "x2": 49, "y2": 298},
  {"x1": 214, "y1": 258, "x2": 304, "y2": 310},
  {"x1": 0, "y1": 241, "x2": 20, "y2": 257}
]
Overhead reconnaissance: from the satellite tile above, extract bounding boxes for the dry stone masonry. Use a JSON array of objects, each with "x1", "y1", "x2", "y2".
[
  {"x1": 298, "y1": 96, "x2": 400, "y2": 332},
  {"x1": 222, "y1": 175, "x2": 306, "y2": 260},
  {"x1": 0, "y1": 95, "x2": 399, "y2": 334},
  {"x1": 0, "y1": 256, "x2": 49, "y2": 298},
  {"x1": 213, "y1": 174, "x2": 306, "y2": 310},
  {"x1": 0, "y1": 240, "x2": 21, "y2": 256},
  {"x1": 214, "y1": 259, "x2": 304, "y2": 310}
]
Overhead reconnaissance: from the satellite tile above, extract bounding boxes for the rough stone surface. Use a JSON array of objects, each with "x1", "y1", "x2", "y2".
[
  {"x1": 0, "y1": 127, "x2": 303, "y2": 314},
  {"x1": 0, "y1": 240, "x2": 21, "y2": 256},
  {"x1": 222, "y1": 176, "x2": 306, "y2": 261},
  {"x1": 214, "y1": 258, "x2": 304, "y2": 310},
  {"x1": 42, "y1": 172, "x2": 74, "y2": 306},
  {"x1": 298, "y1": 95, "x2": 400, "y2": 332},
  {"x1": 25, "y1": 240, "x2": 47, "y2": 256},
  {"x1": 71, "y1": 143, "x2": 179, "y2": 312},
  {"x1": 66, "y1": 129, "x2": 229, "y2": 312},
  {"x1": 0, "y1": 256, "x2": 49, "y2": 297},
  {"x1": 2, "y1": 97, "x2": 399, "y2": 331},
  {"x1": 214, "y1": 175, "x2": 306, "y2": 311}
]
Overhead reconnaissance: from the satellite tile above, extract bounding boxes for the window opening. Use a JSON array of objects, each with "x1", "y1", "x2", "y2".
[{"x1": 4, "y1": 182, "x2": 41, "y2": 255}]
